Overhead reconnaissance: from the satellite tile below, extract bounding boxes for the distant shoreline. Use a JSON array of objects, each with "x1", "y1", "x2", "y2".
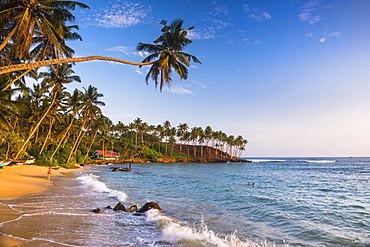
[{"x1": 85, "y1": 156, "x2": 250, "y2": 165}]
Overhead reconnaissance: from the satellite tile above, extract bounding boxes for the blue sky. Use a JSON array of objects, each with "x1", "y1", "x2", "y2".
[{"x1": 64, "y1": 0, "x2": 370, "y2": 157}]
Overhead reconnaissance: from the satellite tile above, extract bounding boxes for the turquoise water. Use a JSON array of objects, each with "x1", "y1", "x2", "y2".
[{"x1": 1, "y1": 157, "x2": 369, "y2": 246}]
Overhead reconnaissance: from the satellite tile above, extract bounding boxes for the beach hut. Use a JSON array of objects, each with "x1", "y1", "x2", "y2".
[{"x1": 91, "y1": 150, "x2": 121, "y2": 160}]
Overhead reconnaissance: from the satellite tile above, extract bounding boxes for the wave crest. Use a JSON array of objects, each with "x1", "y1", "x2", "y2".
[{"x1": 76, "y1": 174, "x2": 128, "y2": 202}]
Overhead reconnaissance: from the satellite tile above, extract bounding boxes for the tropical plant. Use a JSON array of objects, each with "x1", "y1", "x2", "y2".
[{"x1": 137, "y1": 19, "x2": 201, "y2": 91}]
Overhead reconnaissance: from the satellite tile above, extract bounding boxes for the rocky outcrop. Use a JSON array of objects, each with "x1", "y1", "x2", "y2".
[
  {"x1": 111, "y1": 167, "x2": 133, "y2": 172},
  {"x1": 92, "y1": 208, "x2": 103, "y2": 213},
  {"x1": 137, "y1": 202, "x2": 162, "y2": 213},
  {"x1": 113, "y1": 202, "x2": 126, "y2": 212},
  {"x1": 93, "y1": 202, "x2": 161, "y2": 214},
  {"x1": 126, "y1": 205, "x2": 138, "y2": 213}
]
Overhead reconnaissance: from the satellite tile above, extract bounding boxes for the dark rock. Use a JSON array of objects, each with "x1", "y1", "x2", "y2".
[
  {"x1": 113, "y1": 202, "x2": 126, "y2": 211},
  {"x1": 105, "y1": 205, "x2": 112, "y2": 209},
  {"x1": 126, "y1": 205, "x2": 138, "y2": 213},
  {"x1": 120, "y1": 168, "x2": 133, "y2": 172},
  {"x1": 112, "y1": 167, "x2": 120, "y2": 172},
  {"x1": 92, "y1": 208, "x2": 102, "y2": 213},
  {"x1": 137, "y1": 202, "x2": 162, "y2": 213}
]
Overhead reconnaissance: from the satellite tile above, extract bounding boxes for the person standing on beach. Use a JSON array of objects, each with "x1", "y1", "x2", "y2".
[{"x1": 47, "y1": 167, "x2": 51, "y2": 180}]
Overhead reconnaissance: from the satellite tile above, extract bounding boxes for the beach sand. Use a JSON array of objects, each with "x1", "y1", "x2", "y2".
[{"x1": 0, "y1": 165, "x2": 79, "y2": 247}]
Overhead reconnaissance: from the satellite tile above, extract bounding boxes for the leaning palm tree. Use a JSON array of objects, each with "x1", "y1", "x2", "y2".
[
  {"x1": 0, "y1": 19, "x2": 200, "y2": 93},
  {"x1": 66, "y1": 85, "x2": 104, "y2": 164},
  {"x1": 49, "y1": 88, "x2": 83, "y2": 162},
  {"x1": 136, "y1": 19, "x2": 202, "y2": 91},
  {"x1": 14, "y1": 63, "x2": 80, "y2": 160}
]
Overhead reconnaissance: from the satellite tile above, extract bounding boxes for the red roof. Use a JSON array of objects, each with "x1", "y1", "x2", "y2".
[{"x1": 95, "y1": 150, "x2": 120, "y2": 157}]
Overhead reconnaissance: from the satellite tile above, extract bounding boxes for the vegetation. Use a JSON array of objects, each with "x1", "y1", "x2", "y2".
[{"x1": 0, "y1": 1, "x2": 247, "y2": 165}]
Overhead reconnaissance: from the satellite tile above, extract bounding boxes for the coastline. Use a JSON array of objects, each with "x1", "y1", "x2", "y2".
[{"x1": 0, "y1": 165, "x2": 80, "y2": 247}]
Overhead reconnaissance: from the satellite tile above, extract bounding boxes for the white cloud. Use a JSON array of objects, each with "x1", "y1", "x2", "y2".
[
  {"x1": 327, "y1": 32, "x2": 342, "y2": 37},
  {"x1": 320, "y1": 38, "x2": 327, "y2": 42},
  {"x1": 243, "y1": 4, "x2": 272, "y2": 22},
  {"x1": 107, "y1": 46, "x2": 149, "y2": 57},
  {"x1": 212, "y1": 1, "x2": 228, "y2": 15},
  {"x1": 187, "y1": 28, "x2": 215, "y2": 40},
  {"x1": 298, "y1": 0, "x2": 324, "y2": 24},
  {"x1": 91, "y1": 1, "x2": 150, "y2": 28},
  {"x1": 165, "y1": 85, "x2": 194, "y2": 95},
  {"x1": 191, "y1": 79, "x2": 206, "y2": 89}
]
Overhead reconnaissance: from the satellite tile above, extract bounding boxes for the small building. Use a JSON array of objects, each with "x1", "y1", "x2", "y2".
[{"x1": 92, "y1": 150, "x2": 121, "y2": 160}]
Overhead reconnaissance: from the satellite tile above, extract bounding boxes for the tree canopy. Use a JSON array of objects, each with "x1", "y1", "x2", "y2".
[{"x1": 0, "y1": 1, "x2": 247, "y2": 165}]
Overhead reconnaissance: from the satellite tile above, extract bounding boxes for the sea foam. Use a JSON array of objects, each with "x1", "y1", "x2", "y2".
[
  {"x1": 303, "y1": 160, "x2": 336, "y2": 163},
  {"x1": 248, "y1": 159, "x2": 287, "y2": 163},
  {"x1": 76, "y1": 174, "x2": 128, "y2": 202},
  {"x1": 145, "y1": 209, "x2": 284, "y2": 247}
]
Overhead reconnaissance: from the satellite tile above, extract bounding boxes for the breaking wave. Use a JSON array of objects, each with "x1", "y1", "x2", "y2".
[
  {"x1": 145, "y1": 209, "x2": 287, "y2": 247},
  {"x1": 76, "y1": 174, "x2": 128, "y2": 202}
]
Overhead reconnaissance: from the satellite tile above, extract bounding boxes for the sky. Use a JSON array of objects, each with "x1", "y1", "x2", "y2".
[{"x1": 60, "y1": 0, "x2": 370, "y2": 157}]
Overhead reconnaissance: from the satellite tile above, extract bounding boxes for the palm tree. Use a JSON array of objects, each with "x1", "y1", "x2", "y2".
[
  {"x1": 190, "y1": 127, "x2": 202, "y2": 158},
  {"x1": 177, "y1": 123, "x2": 188, "y2": 154},
  {"x1": 49, "y1": 88, "x2": 82, "y2": 162},
  {"x1": 136, "y1": 19, "x2": 201, "y2": 91},
  {"x1": 14, "y1": 63, "x2": 80, "y2": 160},
  {"x1": 0, "y1": 0, "x2": 89, "y2": 58},
  {"x1": 66, "y1": 85, "x2": 104, "y2": 163},
  {"x1": 132, "y1": 117, "x2": 142, "y2": 147},
  {"x1": 0, "y1": 19, "x2": 200, "y2": 91},
  {"x1": 204, "y1": 126, "x2": 213, "y2": 157},
  {"x1": 162, "y1": 120, "x2": 171, "y2": 156},
  {"x1": 82, "y1": 114, "x2": 109, "y2": 163},
  {"x1": 154, "y1": 124, "x2": 164, "y2": 154}
]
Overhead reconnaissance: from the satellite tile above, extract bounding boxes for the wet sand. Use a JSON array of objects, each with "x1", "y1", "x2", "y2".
[{"x1": 0, "y1": 165, "x2": 79, "y2": 247}]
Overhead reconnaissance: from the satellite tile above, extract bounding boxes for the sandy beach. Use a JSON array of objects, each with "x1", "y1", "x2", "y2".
[{"x1": 0, "y1": 165, "x2": 79, "y2": 247}]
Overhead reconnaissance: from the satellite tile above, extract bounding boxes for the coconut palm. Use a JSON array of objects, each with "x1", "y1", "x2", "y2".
[
  {"x1": 176, "y1": 123, "x2": 188, "y2": 154},
  {"x1": 49, "y1": 88, "x2": 83, "y2": 162},
  {"x1": 0, "y1": 0, "x2": 89, "y2": 58},
  {"x1": 132, "y1": 117, "x2": 142, "y2": 147},
  {"x1": 66, "y1": 85, "x2": 104, "y2": 163},
  {"x1": 13, "y1": 63, "x2": 80, "y2": 160},
  {"x1": 136, "y1": 19, "x2": 201, "y2": 91}
]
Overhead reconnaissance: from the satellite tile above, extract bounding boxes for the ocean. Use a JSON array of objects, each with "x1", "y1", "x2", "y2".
[{"x1": 0, "y1": 157, "x2": 369, "y2": 246}]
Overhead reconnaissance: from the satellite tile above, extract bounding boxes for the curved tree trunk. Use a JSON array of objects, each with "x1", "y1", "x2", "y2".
[
  {"x1": 49, "y1": 117, "x2": 74, "y2": 162},
  {"x1": 0, "y1": 56, "x2": 155, "y2": 75},
  {"x1": 1, "y1": 69, "x2": 32, "y2": 91},
  {"x1": 0, "y1": 27, "x2": 17, "y2": 52},
  {"x1": 66, "y1": 122, "x2": 86, "y2": 164},
  {"x1": 82, "y1": 129, "x2": 98, "y2": 163},
  {"x1": 39, "y1": 118, "x2": 54, "y2": 155},
  {"x1": 14, "y1": 98, "x2": 56, "y2": 160}
]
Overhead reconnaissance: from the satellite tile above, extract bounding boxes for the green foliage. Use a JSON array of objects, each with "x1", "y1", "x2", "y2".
[
  {"x1": 0, "y1": 132, "x2": 25, "y2": 160},
  {"x1": 144, "y1": 147, "x2": 164, "y2": 160},
  {"x1": 169, "y1": 154, "x2": 191, "y2": 159}
]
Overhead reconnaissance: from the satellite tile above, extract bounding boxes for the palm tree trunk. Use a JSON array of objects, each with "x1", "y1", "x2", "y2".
[
  {"x1": 1, "y1": 69, "x2": 32, "y2": 91},
  {"x1": 49, "y1": 117, "x2": 74, "y2": 162},
  {"x1": 82, "y1": 130, "x2": 98, "y2": 163},
  {"x1": 0, "y1": 26, "x2": 17, "y2": 52},
  {"x1": 39, "y1": 118, "x2": 54, "y2": 155},
  {"x1": 14, "y1": 98, "x2": 56, "y2": 160},
  {"x1": 0, "y1": 56, "x2": 155, "y2": 77},
  {"x1": 66, "y1": 122, "x2": 86, "y2": 164}
]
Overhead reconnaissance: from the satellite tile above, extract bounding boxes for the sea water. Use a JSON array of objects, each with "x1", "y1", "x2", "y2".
[{"x1": 0, "y1": 157, "x2": 369, "y2": 246}]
